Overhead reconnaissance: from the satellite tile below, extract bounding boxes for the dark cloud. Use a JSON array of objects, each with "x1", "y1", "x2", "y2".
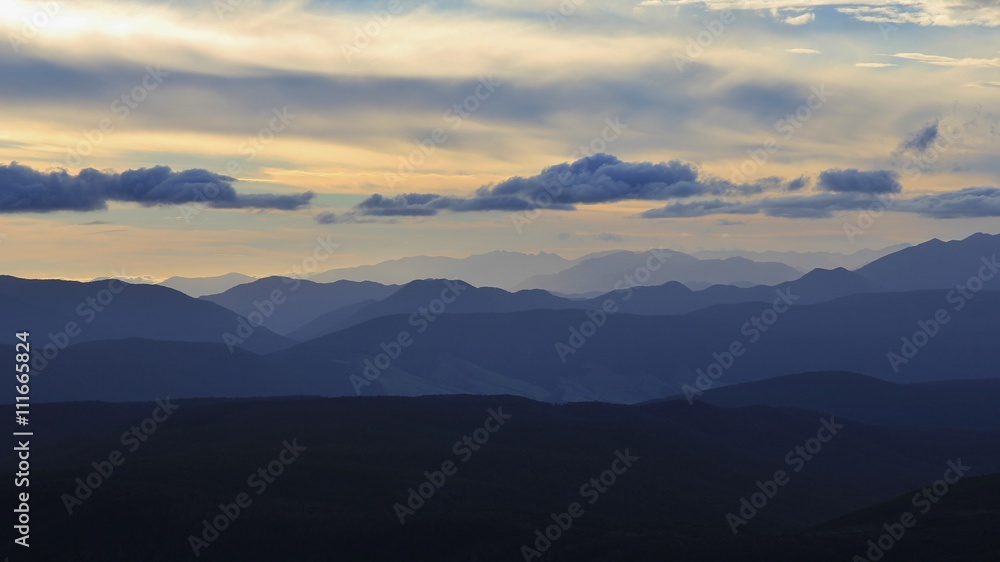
[
  {"x1": 897, "y1": 187, "x2": 1000, "y2": 218},
  {"x1": 356, "y1": 193, "x2": 442, "y2": 216},
  {"x1": 786, "y1": 175, "x2": 810, "y2": 191},
  {"x1": 716, "y1": 219, "x2": 745, "y2": 226},
  {"x1": 354, "y1": 154, "x2": 770, "y2": 217},
  {"x1": 817, "y1": 169, "x2": 902, "y2": 194},
  {"x1": 643, "y1": 188, "x2": 1000, "y2": 220},
  {"x1": 897, "y1": 120, "x2": 940, "y2": 154},
  {"x1": 347, "y1": 154, "x2": 998, "y2": 223},
  {"x1": 643, "y1": 192, "x2": 897, "y2": 219},
  {"x1": 596, "y1": 232, "x2": 622, "y2": 241},
  {"x1": 314, "y1": 211, "x2": 339, "y2": 224},
  {"x1": 0, "y1": 162, "x2": 313, "y2": 213}
]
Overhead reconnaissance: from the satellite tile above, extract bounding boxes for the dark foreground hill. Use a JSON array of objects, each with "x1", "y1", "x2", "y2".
[
  {"x1": 4, "y1": 395, "x2": 999, "y2": 561},
  {"x1": 684, "y1": 371, "x2": 1000, "y2": 430}
]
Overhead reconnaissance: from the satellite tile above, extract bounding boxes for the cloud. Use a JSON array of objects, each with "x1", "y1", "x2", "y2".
[
  {"x1": 350, "y1": 158, "x2": 907, "y2": 223},
  {"x1": 885, "y1": 52, "x2": 1000, "y2": 67},
  {"x1": 596, "y1": 232, "x2": 622, "y2": 242},
  {"x1": 856, "y1": 62, "x2": 897, "y2": 68},
  {"x1": 653, "y1": 1, "x2": 1000, "y2": 27},
  {"x1": 897, "y1": 187, "x2": 1000, "y2": 218},
  {"x1": 642, "y1": 192, "x2": 893, "y2": 219},
  {"x1": 643, "y1": 187, "x2": 1000, "y2": 220},
  {"x1": 783, "y1": 13, "x2": 816, "y2": 25},
  {"x1": 716, "y1": 219, "x2": 745, "y2": 225},
  {"x1": 353, "y1": 154, "x2": 775, "y2": 217},
  {"x1": 817, "y1": 169, "x2": 902, "y2": 194},
  {"x1": 0, "y1": 163, "x2": 313, "y2": 213},
  {"x1": 641, "y1": 198, "x2": 761, "y2": 218},
  {"x1": 786, "y1": 48, "x2": 820, "y2": 54},
  {"x1": 356, "y1": 193, "x2": 443, "y2": 216},
  {"x1": 314, "y1": 212, "x2": 339, "y2": 224},
  {"x1": 787, "y1": 175, "x2": 811, "y2": 191},
  {"x1": 896, "y1": 121, "x2": 940, "y2": 154}
]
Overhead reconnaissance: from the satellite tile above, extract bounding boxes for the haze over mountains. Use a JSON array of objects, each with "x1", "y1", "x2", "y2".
[
  {"x1": 692, "y1": 244, "x2": 911, "y2": 273},
  {"x1": 153, "y1": 243, "x2": 906, "y2": 297},
  {"x1": 7, "y1": 232, "x2": 998, "y2": 404}
]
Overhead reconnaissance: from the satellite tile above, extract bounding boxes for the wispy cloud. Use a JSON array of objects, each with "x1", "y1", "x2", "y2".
[
  {"x1": 885, "y1": 52, "x2": 1000, "y2": 67},
  {"x1": 783, "y1": 12, "x2": 816, "y2": 25}
]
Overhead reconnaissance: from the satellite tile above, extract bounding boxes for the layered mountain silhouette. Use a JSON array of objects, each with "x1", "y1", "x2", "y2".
[
  {"x1": 855, "y1": 232, "x2": 1000, "y2": 291},
  {"x1": 201, "y1": 277, "x2": 398, "y2": 335},
  {"x1": 6, "y1": 232, "x2": 1000, "y2": 405},
  {"x1": 311, "y1": 250, "x2": 571, "y2": 289},
  {"x1": 158, "y1": 272, "x2": 257, "y2": 297},
  {"x1": 0, "y1": 275, "x2": 291, "y2": 355},
  {"x1": 693, "y1": 243, "x2": 910, "y2": 272},
  {"x1": 513, "y1": 249, "x2": 802, "y2": 293}
]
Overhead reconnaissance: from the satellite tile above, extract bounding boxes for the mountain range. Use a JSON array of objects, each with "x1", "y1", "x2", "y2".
[
  {"x1": 153, "y1": 243, "x2": 906, "y2": 297},
  {"x1": 8, "y1": 231, "x2": 999, "y2": 404}
]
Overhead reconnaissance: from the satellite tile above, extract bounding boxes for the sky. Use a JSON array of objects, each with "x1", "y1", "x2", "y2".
[{"x1": 0, "y1": 0, "x2": 998, "y2": 280}]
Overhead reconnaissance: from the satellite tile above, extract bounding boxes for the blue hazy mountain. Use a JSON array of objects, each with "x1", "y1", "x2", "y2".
[
  {"x1": 311, "y1": 250, "x2": 572, "y2": 289},
  {"x1": 201, "y1": 277, "x2": 399, "y2": 335},
  {"x1": 513, "y1": 249, "x2": 802, "y2": 294},
  {"x1": 287, "y1": 278, "x2": 578, "y2": 341},
  {"x1": 692, "y1": 243, "x2": 910, "y2": 272},
  {"x1": 856, "y1": 232, "x2": 1000, "y2": 290},
  {"x1": 0, "y1": 275, "x2": 292, "y2": 355},
  {"x1": 158, "y1": 272, "x2": 257, "y2": 297}
]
